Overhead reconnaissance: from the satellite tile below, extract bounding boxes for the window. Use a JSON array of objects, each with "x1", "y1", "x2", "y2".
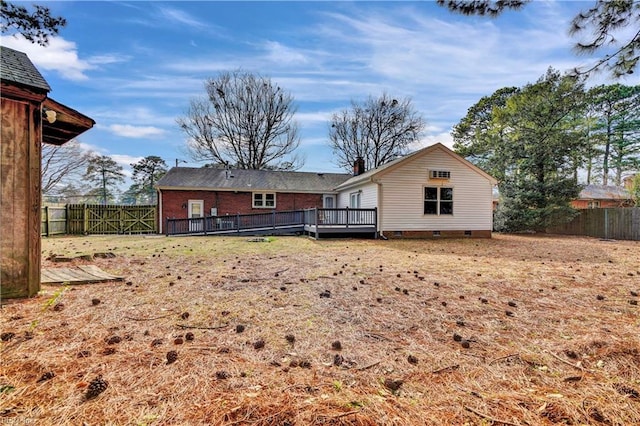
[
  {"x1": 350, "y1": 191, "x2": 361, "y2": 208},
  {"x1": 323, "y1": 195, "x2": 335, "y2": 208},
  {"x1": 429, "y1": 170, "x2": 451, "y2": 179},
  {"x1": 588, "y1": 200, "x2": 600, "y2": 209},
  {"x1": 253, "y1": 192, "x2": 276, "y2": 208},
  {"x1": 424, "y1": 187, "x2": 453, "y2": 215}
]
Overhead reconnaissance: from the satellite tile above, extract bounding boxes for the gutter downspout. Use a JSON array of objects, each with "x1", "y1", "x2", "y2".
[
  {"x1": 374, "y1": 179, "x2": 387, "y2": 240},
  {"x1": 157, "y1": 188, "x2": 163, "y2": 235}
]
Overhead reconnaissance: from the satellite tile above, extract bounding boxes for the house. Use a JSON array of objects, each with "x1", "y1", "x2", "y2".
[
  {"x1": 159, "y1": 143, "x2": 497, "y2": 238},
  {"x1": 1, "y1": 46, "x2": 95, "y2": 298},
  {"x1": 571, "y1": 184, "x2": 633, "y2": 209},
  {"x1": 334, "y1": 143, "x2": 497, "y2": 238},
  {"x1": 156, "y1": 168, "x2": 351, "y2": 234}
]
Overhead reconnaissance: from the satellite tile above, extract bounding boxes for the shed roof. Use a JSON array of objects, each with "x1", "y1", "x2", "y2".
[
  {"x1": 0, "y1": 45, "x2": 51, "y2": 92},
  {"x1": 578, "y1": 184, "x2": 630, "y2": 200},
  {"x1": 156, "y1": 167, "x2": 351, "y2": 193}
]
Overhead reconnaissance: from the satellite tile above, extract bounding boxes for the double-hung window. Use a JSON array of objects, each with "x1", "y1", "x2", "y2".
[
  {"x1": 253, "y1": 192, "x2": 276, "y2": 208},
  {"x1": 424, "y1": 187, "x2": 453, "y2": 215},
  {"x1": 350, "y1": 192, "x2": 361, "y2": 208}
]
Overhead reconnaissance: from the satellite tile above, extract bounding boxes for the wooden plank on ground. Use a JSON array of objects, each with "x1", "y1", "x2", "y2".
[{"x1": 41, "y1": 266, "x2": 123, "y2": 284}]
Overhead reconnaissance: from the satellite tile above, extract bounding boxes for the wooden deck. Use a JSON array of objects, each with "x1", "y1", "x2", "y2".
[{"x1": 165, "y1": 208, "x2": 377, "y2": 238}]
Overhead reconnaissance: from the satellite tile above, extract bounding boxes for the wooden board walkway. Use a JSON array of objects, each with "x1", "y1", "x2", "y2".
[{"x1": 41, "y1": 265, "x2": 124, "y2": 285}]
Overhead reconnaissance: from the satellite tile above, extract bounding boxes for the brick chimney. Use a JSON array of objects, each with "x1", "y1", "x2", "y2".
[{"x1": 353, "y1": 157, "x2": 365, "y2": 176}]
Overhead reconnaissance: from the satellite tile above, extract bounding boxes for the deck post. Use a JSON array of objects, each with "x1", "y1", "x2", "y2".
[
  {"x1": 272, "y1": 210, "x2": 276, "y2": 229},
  {"x1": 345, "y1": 206, "x2": 349, "y2": 229},
  {"x1": 374, "y1": 207, "x2": 378, "y2": 238},
  {"x1": 236, "y1": 213, "x2": 240, "y2": 233}
]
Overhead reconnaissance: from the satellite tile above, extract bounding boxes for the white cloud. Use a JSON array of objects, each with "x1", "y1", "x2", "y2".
[
  {"x1": 156, "y1": 6, "x2": 210, "y2": 30},
  {"x1": 0, "y1": 34, "x2": 130, "y2": 81},
  {"x1": 108, "y1": 124, "x2": 165, "y2": 138},
  {"x1": 1, "y1": 34, "x2": 94, "y2": 80},
  {"x1": 262, "y1": 41, "x2": 310, "y2": 65}
]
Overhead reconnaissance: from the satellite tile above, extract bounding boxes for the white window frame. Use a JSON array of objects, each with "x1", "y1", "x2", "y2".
[
  {"x1": 188, "y1": 200, "x2": 204, "y2": 232},
  {"x1": 253, "y1": 192, "x2": 276, "y2": 209},
  {"x1": 349, "y1": 191, "x2": 361, "y2": 208},
  {"x1": 323, "y1": 194, "x2": 336, "y2": 208},
  {"x1": 188, "y1": 199, "x2": 204, "y2": 219},
  {"x1": 424, "y1": 187, "x2": 453, "y2": 215}
]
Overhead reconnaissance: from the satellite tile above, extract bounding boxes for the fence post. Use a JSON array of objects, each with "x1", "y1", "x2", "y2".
[
  {"x1": 83, "y1": 204, "x2": 88, "y2": 235},
  {"x1": 272, "y1": 210, "x2": 276, "y2": 229},
  {"x1": 604, "y1": 209, "x2": 609, "y2": 239},
  {"x1": 236, "y1": 213, "x2": 240, "y2": 233}
]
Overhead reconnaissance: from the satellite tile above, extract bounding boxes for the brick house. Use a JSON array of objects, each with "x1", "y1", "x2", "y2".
[
  {"x1": 571, "y1": 184, "x2": 633, "y2": 209},
  {"x1": 156, "y1": 167, "x2": 351, "y2": 234}
]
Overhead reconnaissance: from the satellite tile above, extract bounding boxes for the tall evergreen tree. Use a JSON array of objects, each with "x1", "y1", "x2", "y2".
[
  {"x1": 453, "y1": 68, "x2": 587, "y2": 232},
  {"x1": 588, "y1": 84, "x2": 640, "y2": 185},
  {"x1": 130, "y1": 156, "x2": 167, "y2": 204},
  {"x1": 84, "y1": 155, "x2": 125, "y2": 205}
]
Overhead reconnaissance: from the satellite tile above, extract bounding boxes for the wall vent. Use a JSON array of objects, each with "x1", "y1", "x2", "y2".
[{"x1": 429, "y1": 170, "x2": 451, "y2": 179}]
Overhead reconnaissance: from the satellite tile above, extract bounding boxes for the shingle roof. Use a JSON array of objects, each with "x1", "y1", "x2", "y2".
[
  {"x1": 335, "y1": 142, "x2": 497, "y2": 190},
  {"x1": 579, "y1": 184, "x2": 630, "y2": 200},
  {"x1": 156, "y1": 167, "x2": 352, "y2": 193},
  {"x1": 1, "y1": 46, "x2": 51, "y2": 92}
]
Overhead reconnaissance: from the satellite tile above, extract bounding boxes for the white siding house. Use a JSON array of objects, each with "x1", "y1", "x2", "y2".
[{"x1": 335, "y1": 143, "x2": 497, "y2": 238}]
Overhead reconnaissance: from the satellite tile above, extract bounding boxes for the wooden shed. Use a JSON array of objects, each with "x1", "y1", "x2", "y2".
[{"x1": 1, "y1": 46, "x2": 95, "y2": 299}]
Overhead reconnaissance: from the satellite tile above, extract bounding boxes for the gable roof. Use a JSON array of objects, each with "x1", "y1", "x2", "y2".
[
  {"x1": 0, "y1": 45, "x2": 51, "y2": 92},
  {"x1": 578, "y1": 184, "x2": 630, "y2": 200},
  {"x1": 335, "y1": 143, "x2": 497, "y2": 190},
  {"x1": 156, "y1": 167, "x2": 351, "y2": 193}
]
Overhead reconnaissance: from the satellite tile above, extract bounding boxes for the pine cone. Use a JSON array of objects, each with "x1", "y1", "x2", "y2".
[
  {"x1": 166, "y1": 350, "x2": 178, "y2": 364},
  {"x1": 86, "y1": 376, "x2": 108, "y2": 399},
  {"x1": 37, "y1": 371, "x2": 55, "y2": 382}
]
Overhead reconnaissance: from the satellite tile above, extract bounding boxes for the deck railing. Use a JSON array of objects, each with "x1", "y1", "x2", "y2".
[
  {"x1": 165, "y1": 208, "x2": 377, "y2": 236},
  {"x1": 165, "y1": 209, "x2": 305, "y2": 236},
  {"x1": 304, "y1": 208, "x2": 377, "y2": 228}
]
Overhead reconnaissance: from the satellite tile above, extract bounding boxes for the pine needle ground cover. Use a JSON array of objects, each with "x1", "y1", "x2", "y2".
[{"x1": 1, "y1": 234, "x2": 639, "y2": 425}]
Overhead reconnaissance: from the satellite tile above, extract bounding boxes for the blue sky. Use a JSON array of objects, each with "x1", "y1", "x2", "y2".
[{"x1": 2, "y1": 1, "x2": 638, "y2": 188}]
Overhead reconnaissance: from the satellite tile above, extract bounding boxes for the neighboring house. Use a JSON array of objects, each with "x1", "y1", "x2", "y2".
[
  {"x1": 1, "y1": 46, "x2": 94, "y2": 298},
  {"x1": 334, "y1": 143, "x2": 497, "y2": 238},
  {"x1": 572, "y1": 184, "x2": 633, "y2": 209},
  {"x1": 156, "y1": 168, "x2": 351, "y2": 234}
]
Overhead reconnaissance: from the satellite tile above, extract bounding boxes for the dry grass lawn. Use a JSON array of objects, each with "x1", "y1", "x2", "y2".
[{"x1": 1, "y1": 233, "x2": 639, "y2": 425}]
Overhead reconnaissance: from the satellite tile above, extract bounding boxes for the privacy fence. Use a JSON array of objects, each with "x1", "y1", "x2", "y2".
[
  {"x1": 41, "y1": 204, "x2": 157, "y2": 236},
  {"x1": 547, "y1": 208, "x2": 640, "y2": 241}
]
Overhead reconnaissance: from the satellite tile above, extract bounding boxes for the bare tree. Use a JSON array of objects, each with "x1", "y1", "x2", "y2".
[
  {"x1": 41, "y1": 140, "x2": 93, "y2": 195},
  {"x1": 329, "y1": 93, "x2": 425, "y2": 172},
  {"x1": 177, "y1": 70, "x2": 302, "y2": 170},
  {"x1": 437, "y1": 0, "x2": 640, "y2": 78}
]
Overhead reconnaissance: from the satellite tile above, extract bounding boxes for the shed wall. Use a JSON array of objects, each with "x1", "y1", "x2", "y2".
[{"x1": 1, "y1": 96, "x2": 42, "y2": 298}]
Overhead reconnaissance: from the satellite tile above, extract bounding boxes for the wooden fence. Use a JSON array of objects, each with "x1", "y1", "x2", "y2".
[
  {"x1": 547, "y1": 208, "x2": 640, "y2": 241},
  {"x1": 41, "y1": 204, "x2": 157, "y2": 236}
]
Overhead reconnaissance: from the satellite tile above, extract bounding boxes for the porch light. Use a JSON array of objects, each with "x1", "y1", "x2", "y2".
[{"x1": 43, "y1": 108, "x2": 57, "y2": 124}]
